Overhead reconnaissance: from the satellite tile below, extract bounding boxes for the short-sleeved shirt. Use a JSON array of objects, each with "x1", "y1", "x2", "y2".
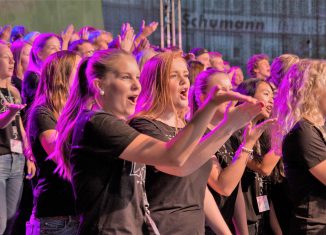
[
  {"x1": 207, "y1": 135, "x2": 241, "y2": 232},
  {"x1": 28, "y1": 105, "x2": 76, "y2": 217},
  {"x1": 11, "y1": 76, "x2": 22, "y2": 93},
  {"x1": 70, "y1": 110, "x2": 148, "y2": 235},
  {"x1": 22, "y1": 71, "x2": 39, "y2": 112},
  {"x1": 0, "y1": 88, "x2": 22, "y2": 155},
  {"x1": 282, "y1": 119, "x2": 326, "y2": 234},
  {"x1": 130, "y1": 118, "x2": 212, "y2": 235}
]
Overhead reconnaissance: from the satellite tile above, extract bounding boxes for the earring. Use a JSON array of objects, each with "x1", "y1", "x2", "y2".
[{"x1": 100, "y1": 90, "x2": 104, "y2": 96}]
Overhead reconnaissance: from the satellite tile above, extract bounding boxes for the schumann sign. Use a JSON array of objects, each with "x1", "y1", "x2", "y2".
[
  {"x1": 183, "y1": 13, "x2": 265, "y2": 32},
  {"x1": 182, "y1": 12, "x2": 326, "y2": 35}
]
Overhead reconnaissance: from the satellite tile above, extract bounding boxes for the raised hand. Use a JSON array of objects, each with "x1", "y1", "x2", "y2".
[
  {"x1": 243, "y1": 118, "x2": 277, "y2": 146},
  {"x1": 133, "y1": 37, "x2": 150, "y2": 54},
  {"x1": 61, "y1": 24, "x2": 74, "y2": 50},
  {"x1": 119, "y1": 22, "x2": 135, "y2": 52},
  {"x1": 223, "y1": 101, "x2": 263, "y2": 131},
  {"x1": 208, "y1": 85, "x2": 257, "y2": 106},
  {"x1": 138, "y1": 20, "x2": 158, "y2": 38},
  {"x1": 81, "y1": 27, "x2": 89, "y2": 40}
]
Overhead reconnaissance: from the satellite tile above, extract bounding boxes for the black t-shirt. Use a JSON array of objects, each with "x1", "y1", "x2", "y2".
[
  {"x1": 0, "y1": 88, "x2": 22, "y2": 155},
  {"x1": 70, "y1": 110, "x2": 148, "y2": 235},
  {"x1": 11, "y1": 76, "x2": 22, "y2": 93},
  {"x1": 28, "y1": 105, "x2": 76, "y2": 217},
  {"x1": 22, "y1": 70, "x2": 39, "y2": 114},
  {"x1": 282, "y1": 119, "x2": 326, "y2": 234},
  {"x1": 235, "y1": 131, "x2": 272, "y2": 224},
  {"x1": 130, "y1": 118, "x2": 212, "y2": 235},
  {"x1": 207, "y1": 135, "x2": 240, "y2": 232}
]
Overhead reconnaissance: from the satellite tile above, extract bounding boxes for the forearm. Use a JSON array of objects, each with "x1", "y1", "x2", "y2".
[
  {"x1": 0, "y1": 110, "x2": 18, "y2": 128},
  {"x1": 247, "y1": 150, "x2": 280, "y2": 176},
  {"x1": 122, "y1": 101, "x2": 218, "y2": 167},
  {"x1": 233, "y1": 185, "x2": 249, "y2": 235},
  {"x1": 208, "y1": 143, "x2": 252, "y2": 196},
  {"x1": 157, "y1": 120, "x2": 233, "y2": 176},
  {"x1": 204, "y1": 187, "x2": 232, "y2": 235},
  {"x1": 163, "y1": 101, "x2": 218, "y2": 167}
]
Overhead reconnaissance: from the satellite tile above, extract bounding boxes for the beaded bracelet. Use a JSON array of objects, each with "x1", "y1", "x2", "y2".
[{"x1": 241, "y1": 146, "x2": 254, "y2": 160}]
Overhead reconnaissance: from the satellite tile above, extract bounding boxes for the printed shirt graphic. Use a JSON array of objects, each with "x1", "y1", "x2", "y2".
[{"x1": 0, "y1": 88, "x2": 22, "y2": 155}]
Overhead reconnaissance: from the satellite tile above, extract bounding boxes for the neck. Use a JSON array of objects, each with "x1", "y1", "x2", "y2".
[
  {"x1": 256, "y1": 74, "x2": 266, "y2": 80},
  {"x1": 156, "y1": 109, "x2": 184, "y2": 128},
  {"x1": 0, "y1": 78, "x2": 8, "y2": 88}
]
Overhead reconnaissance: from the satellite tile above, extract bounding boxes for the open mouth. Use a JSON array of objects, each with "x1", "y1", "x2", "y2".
[
  {"x1": 128, "y1": 95, "x2": 138, "y2": 104},
  {"x1": 265, "y1": 105, "x2": 273, "y2": 113},
  {"x1": 180, "y1": 88, "x2": 188, "y2": 100}
]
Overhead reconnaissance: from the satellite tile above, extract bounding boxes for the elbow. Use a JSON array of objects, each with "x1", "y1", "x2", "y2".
[
  {"x1": 214, "y1": 185, "x2": 233, "y2": 196},
  {"x1": 219, "y1": 188, "x2": 233, "y2": 197},
  {"x1": 259, "y1": 168, "x2": 273, "y2": 176}
]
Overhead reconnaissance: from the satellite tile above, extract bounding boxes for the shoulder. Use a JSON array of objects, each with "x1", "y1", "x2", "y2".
[
  {"x1": 290, "y1": 119, "x2": 320, "y2": 141},
  {"x1": 129, "y1": 117, "x2": 163, "y2": 134}
]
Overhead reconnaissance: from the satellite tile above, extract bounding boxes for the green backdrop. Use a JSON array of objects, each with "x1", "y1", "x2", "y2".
[{"x1": 0, "y1": 0, "x2": 104, "y2": 34}]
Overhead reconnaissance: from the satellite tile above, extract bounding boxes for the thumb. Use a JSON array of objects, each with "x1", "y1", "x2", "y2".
[{"x1": 244, "y1": 122, "x2": 253, "y2": 138}]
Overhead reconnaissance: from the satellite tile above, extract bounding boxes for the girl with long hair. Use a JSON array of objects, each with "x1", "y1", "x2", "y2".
[
  {"x1": 234, "y1": 78, "x2": 282, "y2": 235},
  {"x1": 267, "y1": 53, "x2": 300, "y2": 235},
  {"x1": 0, "y1": 42, "x2": 35, "y2": 235},
  {"x1": 10, "y1": 40, "x2": 32, "y2": 92},
  {"x1": 53, "y1": 49, "x2": 260, "y2": 234},
  {"x1": 22, "y1": 33, "x2": 61, "y2": 115},
  {"x1": 129, "y1": 52, "x2": 264, "y2": 235},
  {"x1": 26, "y1": 50, "x2": 81, "y2": 234},
  {"x1": 273, "y1": 60, "x2": 326, "y2": 234},
  {"x1": 189, "y1": 70, "x2": 274, "y2": 235}
]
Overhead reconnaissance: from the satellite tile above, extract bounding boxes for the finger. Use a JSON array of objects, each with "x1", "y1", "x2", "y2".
[
  {"x1": 141, "y1": 20, "x2": 145, "y2": 30},
  {"x1": 26, "y1": 166, "x2": 32, "y2": 179},
  {"x1": 245, "y1": 122, "x2": 253, "y2": 135}
]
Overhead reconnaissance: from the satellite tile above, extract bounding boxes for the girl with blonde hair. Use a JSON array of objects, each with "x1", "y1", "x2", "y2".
[{"x1": 274, "y1": 59, "x2": 326, "y2": 234}]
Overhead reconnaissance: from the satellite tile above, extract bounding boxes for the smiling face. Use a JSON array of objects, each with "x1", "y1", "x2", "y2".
[
  {"x1": 168, "y1": 57, "x2": 190, "y2": 112},
  {"x1": 254, "y1": 81, "x2": 274, "y2": 119},
  {"x1": 0, "y1": 44, "x2": 15, "y2": 79},
  {"x1": 38, "y1": 36, "x2": 61, "y2": 62},
  {"x1": 97, "y1": 55, "x2": 141, "y2": 120}
]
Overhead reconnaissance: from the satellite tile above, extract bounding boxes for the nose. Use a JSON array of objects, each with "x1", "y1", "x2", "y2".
[
  {"x1": 131, "y1": 77, "x2": 141, "y2": 91},
  {"x1": 179, "y1": 75, "x2": 189, "y2": 86},
  {"x1": 9, "y1": 57, "x2": 15, "y2": 64}
]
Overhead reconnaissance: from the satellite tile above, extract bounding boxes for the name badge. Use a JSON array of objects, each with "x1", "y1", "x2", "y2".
[
  {"x1": 10, "y1": 139, "x2": 23, "y2": 154},
  {"x1": 256, "y1": 195, "x2": 270, "y2": 212}
]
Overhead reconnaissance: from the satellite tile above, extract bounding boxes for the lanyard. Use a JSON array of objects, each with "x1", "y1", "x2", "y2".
[
  {"x1": 0, "y1": 86, "x2": 14, "y2": 104},
  {"x1": 0, "y1": 87, "x2": 19, "y2": 139}
]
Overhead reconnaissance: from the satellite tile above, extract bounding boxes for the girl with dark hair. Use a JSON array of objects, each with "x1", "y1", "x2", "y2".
[
  {"x1": 235, "y1": 78, "x2": 282, "y2": 235},
  {"x1": 26, "y1": 50, "x2": 81, "y2": 234},
  {"x1": 22, "y1": 33, "x2": 61, "y2": 115},
  {"x1": 130, "y1": 53, "x2": 265, "y2": 235},
  {"x1": 53, "y1": 49, "x2": 260, "y2": 234}
]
